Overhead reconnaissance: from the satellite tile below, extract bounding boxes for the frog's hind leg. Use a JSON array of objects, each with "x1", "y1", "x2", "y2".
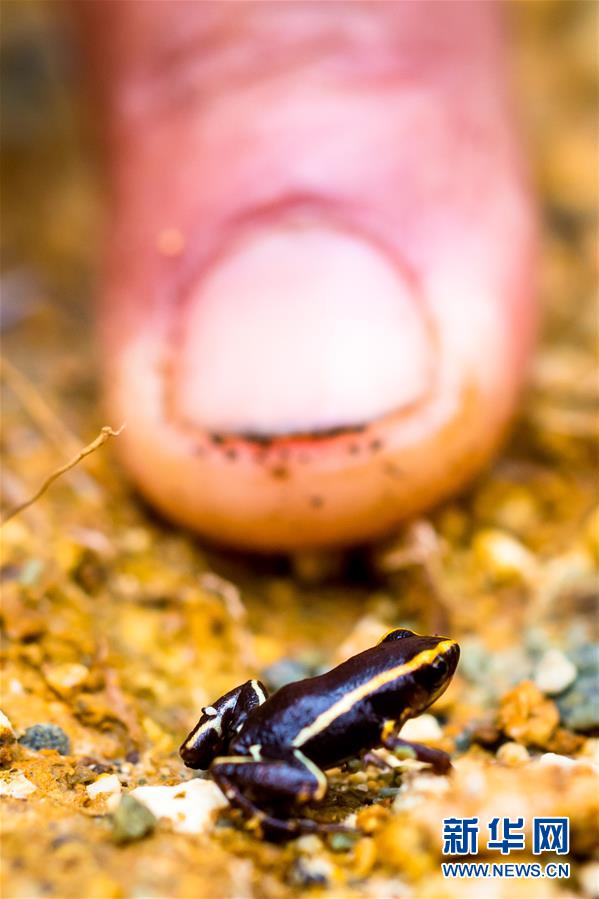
[{"x1": 210, "y1": 751, "x2": 349, "y2": 840}]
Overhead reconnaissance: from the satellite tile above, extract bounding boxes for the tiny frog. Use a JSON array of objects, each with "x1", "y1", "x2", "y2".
[{"x1": 180, "y1": 628, "x2": 459, "y2": 838}]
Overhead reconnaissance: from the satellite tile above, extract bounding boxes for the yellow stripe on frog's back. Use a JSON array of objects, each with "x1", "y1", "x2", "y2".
[{"x1": 291, "y1": 641, "x2": 455, "y2": 748}]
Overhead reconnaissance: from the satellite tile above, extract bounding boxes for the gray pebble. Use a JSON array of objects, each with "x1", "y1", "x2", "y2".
[
  {"x1": 557, "y1": 674, "x2": 599, "y2": 732},
  {"x1": 19, "y1": 723, "x2": 70, "y2": 756},
  {"x1": 111, "y1": 794, "x2": 156, "y2": 844}
]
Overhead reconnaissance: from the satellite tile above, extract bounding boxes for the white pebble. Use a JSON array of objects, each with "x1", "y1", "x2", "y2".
[
  {"x1": 538, "y1": 753, "x2": 598, "y2": 772},
  {"x1": 579, "y1": 861, "x2": 599, "y2": 898},
  {"x1": 393, "y1": 772, "x2": 450, "y2": 812},
  {"x1": 399, "y1": 714, "x2": 442, "y2": 743},
  {"x1": 0, "y1": 772, "x2": 36, "y2": 798},
  {"x1": 292, "y1": 856, "x2": 333, "y2": 886},
  {"x1": 130, "y1": 779, "x2": 228, "y2": 834},
  {"x1": 538, "y1": 752, "x2": 577, "y2": 769},
  {"x1": 474, "y1": 529, "x2": 538, "y2": 582},
  {"x1": 0, "y1": 710, "x2": 15, "y2": 735},
  {"x1": 534, "y1": 649, "x2": 577, "y2": 696},
  {"x1": 86, "y1": 773, "x2": 122, "y2": 801},
  {"x1": 294, "y1": 834, "x2": 323, "y2": 855}
]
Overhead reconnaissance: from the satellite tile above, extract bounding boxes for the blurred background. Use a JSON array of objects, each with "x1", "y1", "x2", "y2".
[{"x1": 1, "y1": 3, "x2": 597, "y2": 898}]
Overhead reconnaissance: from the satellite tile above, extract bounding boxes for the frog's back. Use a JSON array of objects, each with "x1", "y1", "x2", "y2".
[{"x1": 234, "y1": 643, "x2": 405, "y2": 757}]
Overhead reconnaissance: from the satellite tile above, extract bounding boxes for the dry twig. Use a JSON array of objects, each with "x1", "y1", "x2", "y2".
[{"x1": 1, "y1": 425, "x2": 125, "y2": 525}]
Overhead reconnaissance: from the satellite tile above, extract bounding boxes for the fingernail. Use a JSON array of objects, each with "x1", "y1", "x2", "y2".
[{"x1": 171, "y1": 222, "x2": 435, "y2": 435}]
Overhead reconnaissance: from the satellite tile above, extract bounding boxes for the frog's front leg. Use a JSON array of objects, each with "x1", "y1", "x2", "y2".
[
  {"x1": 381, "y1": 723, "x2": 452, "y2": 774},
  {"x1": 211, "y1": 749, "x2": 340, "y2": 839},
  {"x1": 362, "y1": 750, "x2": 394, "y2": 771}
]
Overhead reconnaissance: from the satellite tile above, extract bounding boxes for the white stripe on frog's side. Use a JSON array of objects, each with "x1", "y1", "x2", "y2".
[{"x1": 291, "y1": 641, "x2": 456, "y2": 748}]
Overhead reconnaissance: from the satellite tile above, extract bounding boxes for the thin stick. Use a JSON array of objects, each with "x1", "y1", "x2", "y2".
[{"x1": 1, "y1": 424, "x2": 125, "y2": 525}]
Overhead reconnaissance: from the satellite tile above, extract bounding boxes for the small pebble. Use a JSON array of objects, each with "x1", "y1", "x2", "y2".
[
  {"x1": 399, "y1": 714, "x2": 442, "y2": 743},
  {"x1": 353, "y1": 836, "x2": 378, "y2": 879},
  {"x1": 392, "y1": 744, "x2": 417, "y2": 762},
  {"x1": 0, "y1": 711, "x2": 16, "y2": 765},
  {"x1": 392, "y1": 772, "x2": 450, "y2": 813},
  {"x1": 498, "y1": 681, "x2": 559, "y2": 747},
  {"x1": 43, "y1": 663, "x2": 90, "y2": 699},
  {"x1": 294, "y1": 834, "x2": 322, "y2": 855},
  {"x1": 348, "y1": 770, "x2": 368, "y2": 784},
  {"x1": 473, "y1": 529, "x2": 538, "y2": 583},
  {"x1": 557, "y1": 673, "x2": 599, "y2": 732},
  {"x1": 328, "y1": 831, "x2": 360, "y2": 852},
  {"x1": 86, "y1": 773, "x2": 122, "y2": 804},
  {"x1": 130, "y1": 779, "x2": 228, "y2": 835},
  {"x1": 356, "y1": 805, "x2": 390, "y2": 834},
  {"x1": 18, "y1": 559, "x2": 44, "y2": 586},
  {"x1": 496, "y1": 741, "x2": 530, "y2": 767},
  {"x1": 0, "y1": 711, "x2": 15, "y2": 738},
  {"x1": 453, "y1": 730, "x2": 472, "y2": 752},
  {"x1": 538, "y1": 752, "x2": 597, "y2": 771},
  {"x1": 534, "y1": 649, "x2": 577, "y2": 696},
  {"x1": 19, "y1": 723, "x2": 70, "y2": 756},
  {"x1": 568, "y1": 644, "x2": 598, "y2": 674},
  {"x1": 289, "y1": 856, "x2": 332, "y2": 887},
  {"x1": 539, "y1": 550, "x2": 596, "y2": 606},
  {"x1": 377, "y1": 786, "x2": 401, "y2": 798},
  {"x1": 111, "y1": 794, "x2": 156, "y2": 844},
  {"x1": 468, "y1": 719, "x2": 501, "y2": 748},
  {"x1": 579, "y1": 860, "x2": 599, "y2": 898},
  {"x1": 0, "y1": 771, "x2": 36, "y2": 798}
]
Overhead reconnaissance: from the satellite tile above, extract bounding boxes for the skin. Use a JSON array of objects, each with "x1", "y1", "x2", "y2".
[{"x1": 73, "y1": 1, "x2": 538, "y2": 550}]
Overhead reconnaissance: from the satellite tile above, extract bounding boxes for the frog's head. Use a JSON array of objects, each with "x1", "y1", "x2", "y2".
[
  {"x1": 179, "y1": 687, "x2": 242, "y2": 769},
  {"x1": 378, "y1": 628, "x2": 460, "y2": 712}
]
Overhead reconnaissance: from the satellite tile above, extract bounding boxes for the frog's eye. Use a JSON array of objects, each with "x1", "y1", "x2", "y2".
[{"x1": 377, "y1": 628, "x2": 417, "y2": 645}]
